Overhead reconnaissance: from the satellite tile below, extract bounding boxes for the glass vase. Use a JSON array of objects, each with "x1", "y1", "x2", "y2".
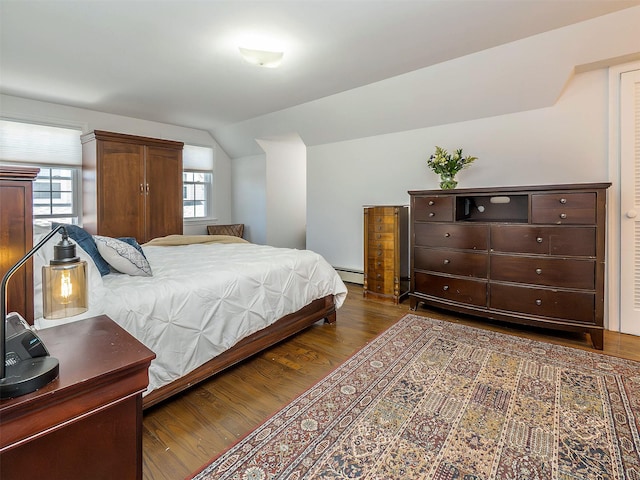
[{"x1": 439, "y1": 174, "x2": 458, "y2": 190}]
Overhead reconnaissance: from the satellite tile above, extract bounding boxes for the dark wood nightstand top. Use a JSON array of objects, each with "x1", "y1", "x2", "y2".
[{"x1": 0, "y1": 315, "x2": 155, "y2": 450}]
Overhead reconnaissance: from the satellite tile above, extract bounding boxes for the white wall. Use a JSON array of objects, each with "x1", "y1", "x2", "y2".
[
  {"x1": 232, "y1": 153, "x2": 267, "y2": 245},
  {"x1": 0, "y1": 94, "x2": 233, "y2": 234},
  {"x1": 258, "y1": 136, "x2": 307, "y2": 249},
  {"x1": 233, "y1": 136, "x2": 307, "y2": 249},
  {"x1": 307, "y1": 69, "x2": 610, "y2": 272}
]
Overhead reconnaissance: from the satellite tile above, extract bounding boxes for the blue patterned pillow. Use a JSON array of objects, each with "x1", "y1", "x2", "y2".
[
  {"x1": 52, "y1": 223, "x2": 111, "y2": 276},
  {"x1": 94, "y1": 235, "x2": 153, "y2": 277},
  {"x1": 117, "y1": 237, "x2": 146, "y2": 259}
]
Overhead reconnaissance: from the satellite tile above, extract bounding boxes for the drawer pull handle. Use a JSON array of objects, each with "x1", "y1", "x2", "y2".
[
  {"x1": 377, "y1": 285, "x2": 381, "y2": 290},
  {"x1": 535, "y1": 268, "x2": 542, "y2": 275},
  {"x1": 444, "y1": 233, "x2": 451, "y2": 238},
  {"x1": 535, "y1": 299, "x2": 542, "y2": 306},
  {"x1": 443, "y1": 285, "x2": 449, "y2": 291},
  {"x1": 376, "y1": 234, "x2": 381, "y2": 239},
  {"x1": 429, "y1": 212, "x2": 435, "y2": 217},
  {"x1": 536, "y1": 237, "x2": 543, "y2": 243},
  {"x1": 428, "y1": 200, "x2": 435, "y2": 206},
  {"x1": 376, "y1": 274, "x2": 381, "y2": 279},
  {"x1": 443, "y1": 259, "x2": 450, "y2": 264},
  {"x1": 560, "y1": 198, "x2": 567, "y2": 204},
  {"x1": 377, "y1": 251, "x2": 383, "y2": 256},
  {"x1": 377, "y1": 217, "x2": 382, "y2": 222},
  {"x1": 559, "y1": 213, "x2": 567, "y2": 219},
  {"x1": 377, "y1": 243, "x2": 382, "y2": 248}
]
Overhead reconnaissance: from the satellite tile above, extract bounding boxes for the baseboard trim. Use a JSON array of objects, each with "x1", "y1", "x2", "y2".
[{"x1": 334, "y1": 267, "x2": 364, "y2": 285}]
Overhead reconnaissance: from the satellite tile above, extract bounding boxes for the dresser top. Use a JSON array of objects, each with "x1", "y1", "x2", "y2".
[{"x1": 409, "y1": 182, "x2": 611, "y2": 196}]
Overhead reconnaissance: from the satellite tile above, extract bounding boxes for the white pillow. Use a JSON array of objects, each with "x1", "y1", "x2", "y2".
[{"x1": 94, "y1": 235, "x2": 153, "y2": 277}]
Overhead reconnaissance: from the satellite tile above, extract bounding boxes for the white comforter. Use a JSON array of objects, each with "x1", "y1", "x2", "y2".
[{"x1": 35, "y1": 241, "x2": 347, "y2": 395}]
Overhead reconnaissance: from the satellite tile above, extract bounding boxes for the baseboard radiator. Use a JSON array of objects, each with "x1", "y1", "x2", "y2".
[{"x1": 334, "y1": 267, "x2": 364, "y2": 285}]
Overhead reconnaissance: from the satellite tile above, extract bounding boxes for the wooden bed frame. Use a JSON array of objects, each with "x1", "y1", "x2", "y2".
[
  {"x1": 0, "y1": 165, "x2": 338, "y2": 410},
  {"x1": 142, "y1": 295, "x2": 336, "y2": 409}
]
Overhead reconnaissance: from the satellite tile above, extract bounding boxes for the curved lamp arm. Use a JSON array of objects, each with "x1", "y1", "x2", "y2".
[{"x1": 0, "y1": 225, "x2": 67, "y2": 380}]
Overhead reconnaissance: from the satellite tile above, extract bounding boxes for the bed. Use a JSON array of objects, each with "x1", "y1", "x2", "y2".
[{"x1": 32, "y1": 231, "x2": 347, "y2": 409}]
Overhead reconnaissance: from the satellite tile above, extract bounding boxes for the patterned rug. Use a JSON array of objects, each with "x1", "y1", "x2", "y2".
[{"x1": 190, "y1": 314, "x2": 640, "y2": 479}]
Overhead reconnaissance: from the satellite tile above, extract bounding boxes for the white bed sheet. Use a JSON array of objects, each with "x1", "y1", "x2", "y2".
[{"x1": 35, "y1": 241, "x2": 347, "y2": 395}]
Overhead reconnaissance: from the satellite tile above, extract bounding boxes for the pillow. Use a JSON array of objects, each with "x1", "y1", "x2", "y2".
[
  {"x1": 117, "y1": 237, "x2": 146, "y2": 258},
  {"x1": 94, "y1": 235, "x2": 153, "y2": 277},
  {"x1": 52, "y1": 223, "x2": 111, "y2": 276}
]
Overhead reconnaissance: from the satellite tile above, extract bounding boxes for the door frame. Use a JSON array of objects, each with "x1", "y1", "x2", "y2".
[{"x1": 607, "y1": 61, "x2": 640, "y2": 332}]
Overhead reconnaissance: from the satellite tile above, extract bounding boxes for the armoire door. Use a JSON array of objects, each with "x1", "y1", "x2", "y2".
[
  {"x1": 620, "y1": 68, "x2": 640, "y2": 335},
  {"x1": 98, "y1": 140, "x2": 146, "y2": 240},
  {"x1": 144, "y1": 145, "x2": 183, "y2": 243}
]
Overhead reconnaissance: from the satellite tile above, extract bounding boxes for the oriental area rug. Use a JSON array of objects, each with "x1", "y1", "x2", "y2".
[{"x1": 190, "y1": 314, "x2": 640, "y2": 480}]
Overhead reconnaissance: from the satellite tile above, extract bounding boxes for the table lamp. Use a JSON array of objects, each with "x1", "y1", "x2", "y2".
[{"x1": 1, "y1": 225, "x2": 88, "y2": 398}]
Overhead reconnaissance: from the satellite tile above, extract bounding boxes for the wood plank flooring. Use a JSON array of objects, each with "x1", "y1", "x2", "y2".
[{"x1": 142, "y1": 283, "x2": 640, "y2": 480}]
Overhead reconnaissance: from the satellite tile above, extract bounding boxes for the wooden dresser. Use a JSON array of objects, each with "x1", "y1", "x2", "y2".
[
  {"x1": 409, "y1": 183, "x2": 610, "y2": 349},
  {"x1": 0, "y1": 166, "x2": 39, "y2": 322},
  {"x1": 363, "y1": 205, "x2": 409, "y2": 304},
  {"x1": 81, "y1": 130, "x2": 184, "y2": 243}
]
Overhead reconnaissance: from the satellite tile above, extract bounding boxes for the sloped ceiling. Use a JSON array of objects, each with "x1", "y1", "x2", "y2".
[{"x1": 1, "y1": 1, "x2": 639, "y2": 158}]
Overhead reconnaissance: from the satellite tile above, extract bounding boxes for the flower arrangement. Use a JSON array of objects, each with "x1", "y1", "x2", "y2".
[{"x1": 427, "y1": 146, "x2": 477, "y2": 189}]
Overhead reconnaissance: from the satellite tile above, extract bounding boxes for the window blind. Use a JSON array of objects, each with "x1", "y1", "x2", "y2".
[
  {"x1": 183, "y1": 144, "x2": 214, "y2": 171},
  {"x1": 0, "y1": 120, "x2": 82, "y2": 166}
]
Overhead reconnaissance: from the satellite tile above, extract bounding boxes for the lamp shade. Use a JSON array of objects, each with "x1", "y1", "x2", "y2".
[
  {"x1": 42, "y1": 262, "x2": 87, "y2": 319},
  {"x1": 42, "y1": 230, "x2": 88, "y2": 319}
]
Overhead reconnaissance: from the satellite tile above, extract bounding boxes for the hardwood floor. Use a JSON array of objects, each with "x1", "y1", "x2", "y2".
[{"x1": 142, "y1": 283, "x2": 640, "y2": 480}]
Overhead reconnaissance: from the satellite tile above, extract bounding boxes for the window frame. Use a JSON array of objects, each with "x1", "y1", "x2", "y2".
[
  {"x1": 32, "y1": 165, "x2": 81, "y2": 227},
  {"x1": 182, "y1": 169, "x2": 214, "y2": 221}
]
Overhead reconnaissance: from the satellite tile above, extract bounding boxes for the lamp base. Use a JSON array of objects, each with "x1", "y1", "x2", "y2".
[{"x1": 0, "y1": 356, "x2": 59, "y2": 399}]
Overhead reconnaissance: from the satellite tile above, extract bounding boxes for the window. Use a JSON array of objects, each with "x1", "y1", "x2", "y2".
[
  {"x1": 33, "y1": 167, "x2": 80, "y2": 227},
  {"x1": 183, "y1": 171, "x2": 212, "y2": 219},
  {"x1": 0, "y1": 120, "x2": 82, "y2": 230},
  {"x1": 182, "y1": 145, "x2": 214, "y2": 220}
]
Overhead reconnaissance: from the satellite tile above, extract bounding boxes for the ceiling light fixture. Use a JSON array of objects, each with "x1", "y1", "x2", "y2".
[{"x1": 239, "y1": 47, "x2": 284, "y2": 68}]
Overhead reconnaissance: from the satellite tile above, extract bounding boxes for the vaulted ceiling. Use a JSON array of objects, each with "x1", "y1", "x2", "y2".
[{"x1": 1, "y1": 0, "x2": 639, "y2": 157}]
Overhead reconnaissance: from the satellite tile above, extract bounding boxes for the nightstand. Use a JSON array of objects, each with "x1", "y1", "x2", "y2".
[{"x1": 0, "y1": 315, "x2": 155, "y2": 480}]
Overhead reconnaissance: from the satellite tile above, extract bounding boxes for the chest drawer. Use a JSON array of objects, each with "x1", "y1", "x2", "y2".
[
  {"x1": 490, "y1": 225, "x2": 596, "y2": 256},
  {"x1": 368, "y1": 236, "x2": 395, "y2": 251},
  {"x1": 490, "y1": 255, "x2": 595, "y2": 289},
  {"x1": 414, "y1": 272, "x2": 487, "y2": 306},
  {"x1": 414, "y1": 247, "x2": 488, "y2": 278},
  {"x1": 531, "y1": 193, "x2": 596, "y2": 225},
  {"x1": 490, "y1": 283, "x2": 595, "y2": 324},
  {"x1": 413, "y1": 195, "x2": 454, "y2": 222},
  {"x1": 414, "y1": 223, "x2": 488, "y2": 250}
]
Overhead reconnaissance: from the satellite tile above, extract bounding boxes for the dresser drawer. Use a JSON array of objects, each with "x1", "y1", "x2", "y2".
[
  {"x1": 531, "y1": 193, "x2": 596, "y2": 225},
  {"x1": 368, "y1": 218, "x2": 396, "y2": 234},
  {"x1": 490, "y1": 225, "x2": 596, "y2": 256},
  {"x1": 490, "y1": 255, "x2": 595, "y2": 289},
  {"x1": 414, "y1": 272, "x2": 487, "y2": 306},
  {"x1": 413, "y1": 195, "x2": 454, "y2": 222},
  {"x1": 366, "y1": 267, "x2": 396, "y2": 294},
  {"x1": 367, "y1": 250, "x2": 395, "y2": 276},
  {"x1": 490, "y1": 283, "x2": 595, "y2": 324},
  {"x1": 368, "y1": 236, "x2": 395, "y2": 251},
  {"x1": 414, "y1": 223, "x2": 488, "y2": 250},
  {"x1": 414, "y1": 247, "x2": 488, "y2": 278}
]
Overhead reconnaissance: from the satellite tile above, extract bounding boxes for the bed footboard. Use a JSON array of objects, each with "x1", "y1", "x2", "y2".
[{"x1": 142, "y1": 294, "x2": 336, "y2": 409}]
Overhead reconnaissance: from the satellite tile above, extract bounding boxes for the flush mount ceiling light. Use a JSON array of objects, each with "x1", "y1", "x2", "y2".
[{"x1": 239, "y1": 47, "x2": 284, "y2": 68}]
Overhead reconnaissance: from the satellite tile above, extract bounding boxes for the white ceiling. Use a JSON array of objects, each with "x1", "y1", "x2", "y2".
[{"x1": 1, "y1": 0, "x2": 639, "y2": 157}]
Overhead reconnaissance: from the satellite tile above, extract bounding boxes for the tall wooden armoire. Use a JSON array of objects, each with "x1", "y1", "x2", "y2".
[{"x1": 81, "y1": 130, "x2": 184, "y2": 243}]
